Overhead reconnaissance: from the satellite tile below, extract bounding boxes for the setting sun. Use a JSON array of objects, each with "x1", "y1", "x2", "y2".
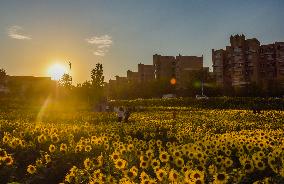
[{"x1": 47, "y1": 63, "x2": 68, "y2": 80}]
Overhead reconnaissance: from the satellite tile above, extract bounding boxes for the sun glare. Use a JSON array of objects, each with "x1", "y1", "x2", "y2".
[{"x1": 47, "y1": 63, "x2": 68, "y2": 80}]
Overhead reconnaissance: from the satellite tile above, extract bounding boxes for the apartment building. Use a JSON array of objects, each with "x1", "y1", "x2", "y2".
[
  {"x1": 212, "y1": 34, "x2": 284, "y2": 89},
  {"x1": 274, "y1": 42, "x2": 284, "y2": 83}
]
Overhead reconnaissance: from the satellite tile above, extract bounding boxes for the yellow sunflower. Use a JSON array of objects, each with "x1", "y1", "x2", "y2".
[
  {"x1": 84, "y1": 157, "x2": 93, "y2": 170},
  {"x1": 151, "y1": 158, "x2": 161, "y2": 169},
  {"x1": 213, "y1": 172, "x2": 229, "y2": 184},
  {"x1": 27, "y1": 164, "x2": 37, "y2": 174},
  {"x1": 4, "y1": 155, "x2": 14, "y2": 166},
  {"x1": 155, "y1": 168, "x2": 167, "y2": 181},
  {"x1": 60, "y1": 143, "x2": 67, "y2": 153},
  {"x1": 49, "y1": 144, "x2": 56, "y2": 153},
  {"x1": 168, "y1": 169, "x2": 179, "y2": 182},
  {"x1": 115, "y1": 158, "x2": 127, "y2": 170}
]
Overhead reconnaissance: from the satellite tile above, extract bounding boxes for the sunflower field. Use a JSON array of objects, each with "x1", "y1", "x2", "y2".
[{"x1": 0, "y1": 108, "x2": 283, "y2": 184}]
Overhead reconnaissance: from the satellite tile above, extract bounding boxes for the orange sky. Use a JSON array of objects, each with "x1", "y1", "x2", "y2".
[{"x1": 1, "y1": 0, "x2": 284, "y2": 84}]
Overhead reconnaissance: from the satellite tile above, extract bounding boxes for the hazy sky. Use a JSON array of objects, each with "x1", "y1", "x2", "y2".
[{"x1": 1, "y1": 0, "x2": 284, "y2": 83}]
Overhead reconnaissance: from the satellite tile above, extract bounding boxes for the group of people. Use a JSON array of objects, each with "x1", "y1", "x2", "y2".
[{"x1": 116, "y1": 106, "x2": 131, "y2": 122}]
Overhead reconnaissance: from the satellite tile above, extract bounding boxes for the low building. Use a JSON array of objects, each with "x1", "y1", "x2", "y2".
[
  {"x1": 175, "y1": 55, "x2": 203, "y2": 89},
  {"x1": 153, "y1": 54, "x2": 204, "y2": 89},
  {"x1": 153, "y1": 54, "x2": 176, "y2": 80},
  {"x1": 138, "y1": 63, "x2": 154, "y2": 82},
  {"x1": 1, "y1": 75, "x2": 55, "y2": 97},
  {"x1": 109, "y1": 76, "x2": 128, "y2": 87},
  {"x1": 127, "y1": 70, "x2": 139, "y2": 82}
]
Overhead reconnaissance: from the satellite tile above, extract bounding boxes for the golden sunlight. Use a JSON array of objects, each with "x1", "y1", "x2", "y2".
[{"x1": 47, "y1": 63, "x2": 68, "y2": 80}]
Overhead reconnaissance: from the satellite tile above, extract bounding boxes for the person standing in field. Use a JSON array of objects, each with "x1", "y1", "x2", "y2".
[
  {"x1": 124, "y1": 107, "x2": 131, "y2": 122},
  {"x1": 117, "y1": 107, "x2": 124, "y2": 122}
]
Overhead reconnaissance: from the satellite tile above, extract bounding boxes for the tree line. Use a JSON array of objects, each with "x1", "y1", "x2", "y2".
[{"x1": 0, "y1": 63, "x2": 283, "y2": 107}]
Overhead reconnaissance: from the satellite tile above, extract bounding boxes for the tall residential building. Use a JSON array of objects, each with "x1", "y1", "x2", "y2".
[
  {"x1": 212, "y1": 34, "x2": 284, "y2": 89},
  {"x1": 259, "y1": 44, "x2": 276, "y2": 85},
  {"x1": 212, "y1": 49, "x2": 227, "y2": 87},
  {"x1": 275, "y1": 42, "x2": 284, "y2": 82}
]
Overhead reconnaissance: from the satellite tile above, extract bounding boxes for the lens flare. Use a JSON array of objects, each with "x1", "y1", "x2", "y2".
[
  {"x1": 48, "y1": 63, "x2": 68, "y2": 80},
  {"x1": 170, "y1": 78, "x2": 177, "y2": 85}
]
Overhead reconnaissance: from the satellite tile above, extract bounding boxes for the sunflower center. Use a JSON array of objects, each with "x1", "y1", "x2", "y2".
[{"x1": 217, "y1": 173, "x2": 225, "y2": 180}]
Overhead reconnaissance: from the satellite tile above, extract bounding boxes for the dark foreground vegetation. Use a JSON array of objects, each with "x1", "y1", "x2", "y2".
[{"x1": 109, "y1": 97, "x2": 284, "y2": 110}]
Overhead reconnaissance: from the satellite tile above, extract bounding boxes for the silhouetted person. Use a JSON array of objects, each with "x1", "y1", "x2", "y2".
[
  {"x1": 117, "y1": 107, "x2": 124, "y2": 122},
  {"x1": 124, "y1": 107, "x2": 131, "y2": 122}
]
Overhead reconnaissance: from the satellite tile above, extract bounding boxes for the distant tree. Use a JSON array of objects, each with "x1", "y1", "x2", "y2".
[
  {"x1": 90, "y1": 63, "x2": 105, "y2": 103},
  {"x1": 81, "y1": 80, "x2": 92, "y2": 89},
  {"x1": 0, "y1": 68, "x2": 7, "y2": 85},
  {"x1": 91, "y1": 63, "x2": 104, "y2": 88},
  {"x1": 181, "y1": 69, "x2": 217, "y2": 97},
  {"x1": 59, "y1": 73, "x2": 72, "y2": 89},
  {"x1": 81, "y1": 81, "x2": 93, "y2": 102}
]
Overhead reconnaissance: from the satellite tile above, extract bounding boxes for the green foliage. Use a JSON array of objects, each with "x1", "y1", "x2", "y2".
[
  {"x1": 91, "y1": 63, "x2": 104, "y2": 89},
  {"x1": 90, "y1": 63, "x2": 105, "y2": 104},
  {"x1": 0, "y1": 68, "x2": 7, "y2": 84},
  {"x1": 59, "y1": 74, "x2": 72, "y2": 89}
]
